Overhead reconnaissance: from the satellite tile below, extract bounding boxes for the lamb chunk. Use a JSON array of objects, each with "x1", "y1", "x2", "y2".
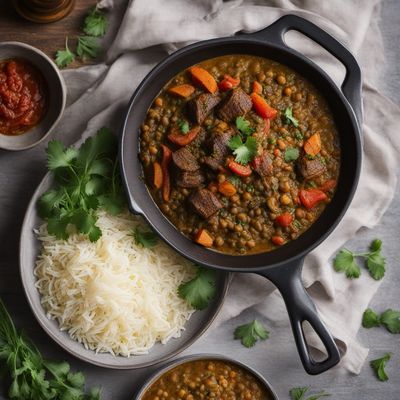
[
  {"x1": 189, "y1": 188, "x2": 222, "y2": 219},
  {"x1": 187, "y1": 93, "x2": 221, "y2": 124},
  {"x1": 172, "y1": 147, "x2": 200, "y2": 172},
  {"x1": 203, "y1": 129, "x2": 234, "y2": 170},
  {"x1": 218, "y1": 88, "x2": 252, "y2": 122},
  {"x1": 176, "y1": 170, "x2": 205, "y2": 188},
  {"x1": 252, "y1": 152, "x2": 273, "y2": 177},
  {"x1": 297, "y1": 156, "x2": 327, "y2": 180}
]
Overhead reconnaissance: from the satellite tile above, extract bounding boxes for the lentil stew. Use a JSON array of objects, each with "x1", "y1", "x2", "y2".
[
  {"x1": 141, "y1": 359, "x2": 274, "y2": 400},
  {"x1": 139, "y1": 55, "x2": 340, "y2": 255}
]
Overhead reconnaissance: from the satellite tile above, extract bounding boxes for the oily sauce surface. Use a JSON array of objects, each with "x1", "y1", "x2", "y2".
[{"x1": 0, "y1": 58, "x2": 47, "y2": 135}]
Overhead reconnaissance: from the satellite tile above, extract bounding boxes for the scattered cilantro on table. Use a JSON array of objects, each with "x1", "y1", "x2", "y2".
[
  {"x1": 333, "y1": 239, "x2": 386, "y2": 279},
  {"x1": 284, "y1": 107, "x2": 299, "y2": 127},
  {"x1": 77, "y1": 36, "x2": 101, "y2": 60},
  {"x1": 228, "y1": 135, "x2": 257, "y2": 165},
  {"x1": 362, "y1": 308, "x2": 400, "y2": 333},
  {"x1": 178, "y1": 267, "x2": 216, "y2": 310},
  {"x1": 55, "y1": 37, "x2": 75, "y2": 68},
  {"x1": 289, "y1": 386, "x2": 330, "y2": 400},
  {"x1": 370, "y1": 353, "x2": 391, "y2": 381},
  {"x1": 38, "y1": 127, "x2": 126, "y2": 242},
  {"x1": 234, "y1": 319, "x2": 269, "y2": 348},
  {"x1": 0, "y1": 298, "x2": 101, "y2": 400},
  {"x1": 284, "y1": 147, "x2": 300, "y2": 162},
  {"x1": 132, "y1": 226, "x2": 158, "y2": 248},
  {"x1": 83, "y1": 7, "x2": 108, "y2": 37}
]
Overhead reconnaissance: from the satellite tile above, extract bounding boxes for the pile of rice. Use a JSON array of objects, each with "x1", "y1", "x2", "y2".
[{"x1": 34, "y1": 210, "x2": 196, "y2": 356}]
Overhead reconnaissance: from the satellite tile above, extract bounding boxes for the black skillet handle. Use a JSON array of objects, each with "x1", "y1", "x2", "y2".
[
  {"x1": 250, "y1": 14, "x2": 363, "y2": 129},
  {"x1": 258, "y1": 258, "x2": 340, "y2": 375}
]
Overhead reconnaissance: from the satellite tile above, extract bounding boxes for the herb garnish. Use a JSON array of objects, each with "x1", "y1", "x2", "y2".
[
  {"x1": 178, "y1": 267, "x2": 216, "y2": 310},
  {"x1": 77, "y1": 36, "x2": 101, "y2": 60},
  {"x1": 234, "y1": 319, "x2": 269, "y2": 348},
  {"x1": 38, "y1": 128, "x2": 126, "y2": 242},
  {"x1": 228, "y1": 135, "x2": 257, "y2": 165},
  {"x1": 132, "y1": 226, "x2": 158, "y2": 248},
  {"x1": 362, "y1": 308, "x2": 400, "y2": 333},
  {"x1": 55, "y1": 37, "x2": 75, "y2": 68},
  {"x1": 178, "y1": 120, "x2": 190, "y2": 134},
  {"x1": 289, "y1": 386, "x2": 330, "y2": 400},
  {"x1": 334, "y1": 239, "x2": 386, "y2": 280},
  {"x1": 284, "y1": 107, "x2": 299, "y2": 127},
  {"x1": 235, "y1": 116, "x2": 255, "y2": 136},
  {"x1": 370, "y1": 353, "x2": 391, "y2": 381},
  {"x1": 0, "y1": 298, "x2": 101, "y2": 400},
  {"x1": 83, "y1": 7, "x2": 108, "y2": 37},
  {"x1": 284, "y1": 147, "x2": 300, "y2": 162}
]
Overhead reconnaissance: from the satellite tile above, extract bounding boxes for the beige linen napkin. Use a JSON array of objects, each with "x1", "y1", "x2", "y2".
[{"x1": 57, "y1": 0, "x2": 400, "y2": 374}]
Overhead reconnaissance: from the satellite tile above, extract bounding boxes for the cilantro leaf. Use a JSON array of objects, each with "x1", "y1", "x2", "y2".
[
  {"x1": 228, "y1": 135, "x2": 257, "y2": 165},
  {"x1": 46, "y1": 140, "x2": 78, "y2": 170},
  {"x1": 234, "y1": 319, "x2": 269, "y2": 348},
  {"x1": 284, "y1": 107, "x2": 299, "y2": 127},
  {"x1": 334, "y1": 249, "x2": 361, "y2": 278},
  {"x1": 178, "y1": 267, "x2": 216, "y2": 310},
  {"x1": 370, "y1": 238, "x2": 382, "y2": 252},
  {"x1": 77, "y1": 36, "x2": 101, "y2": 60},
  {"x1": 289, "y1": 387, "x2": 330, "y2": 400},
  {"x1": 366, "y1": 241, "x2": 386, "y2": 280},
  {"x1": 178, "y1": 120, "x2": 190, "y2": 134},
  {"x1": 132, "y1": 226, "x2": 158, "y2": 248},
  {"x1": 284, "y1": 147, "x2": 300, "y2": 162},
  {"x1": 55, "y1": 37, "x2": 75, "y2": 68},
  {"x1": 83, "y1": 7, "x2": 108, "y2": 37},
  {"x1": 235, "y1": 116, "x2": 255, "y2": 136},
  {"x1": 362, "y1": 308, "x2": 381, "y2": 328},
  {"x1": 380, "y1": 309, "x2": 400, "y2": 334},
  {"x1": 370, "y1": 353, "x2": 391, "y2": 381}
]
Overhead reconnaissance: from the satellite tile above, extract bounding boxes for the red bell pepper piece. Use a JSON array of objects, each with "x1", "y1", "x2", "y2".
[
  {"x1": 160, "y1": 144, "x2": 172, "y2": 202},
  {"x1": 252, "y1": 81, "x2": 263, "y2": 94},
  {"x1": 218, "y1": 74, "x2": 240, "y2": 91},
  {"x1": 227, "y1": 160, "x2": 252, "y2": 177},
  {"x1": 271, "y1": 236, "x2": 285, "y2": 246},
  {"x1": 168, "y1": 126, "x2": 201, "y2": 146},
  {"x1": 275, "y1": 212, "x2": 293, "y2": 228},
  {"x1": 299, "y1": 188, "x2": 328, "y2": 209},
  {"x1": 250, "y1": 92, "x2": 278, "y2": 119},
  {"x1": 319, "y1": 179, "x2": 336, "y2": 193}
]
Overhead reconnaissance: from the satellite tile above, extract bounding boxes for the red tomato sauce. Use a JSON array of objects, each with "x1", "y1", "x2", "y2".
[{"x1": 0, "y1": 59, "x2": 47, "y2": 136}]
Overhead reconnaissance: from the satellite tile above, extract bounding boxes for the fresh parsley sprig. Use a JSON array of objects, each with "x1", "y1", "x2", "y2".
[
  {"x1": 234, "y1": 319, "x2": 269, "y2": 348},
  {"x1": 362, "y1": 308, "x2": 400, "y2": 333},
  {"x1": 370, "y1": 353, "x2": 391, "y2": 381},
  {"x1": 178, "y1": 267, "x2": 216, "y2": 310},
  {"x1": 289, "y1": 386, "x2": 330, "y2": 400},
  {"x1": 83, "y1": 7, "x2": 108, "y2": 37},
  {"x1": 334, "y1": 239, "x2": 386, "y2": 280},
  {"x1": 0, "y1": 298, "x2": 101, "y2": 400},
  {"x1": 55, "y1": 37, "x2": 75, "y2": 68},
  {"x1": 284, "y1": 107, "x2": 299, "y2": 127}
]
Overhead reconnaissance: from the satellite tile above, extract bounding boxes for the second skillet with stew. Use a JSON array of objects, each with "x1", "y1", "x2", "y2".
[{"x1": 120, "y1": 15, "x2": 362, "y2": 375}]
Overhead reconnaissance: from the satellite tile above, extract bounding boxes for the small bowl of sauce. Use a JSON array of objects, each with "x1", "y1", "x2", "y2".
[
  {"x1": 136, "y1": 354, "x2": 279, "y2": 400},
  {"x1": 0, "y1": 42, "x2": 66, "y2": 151}
]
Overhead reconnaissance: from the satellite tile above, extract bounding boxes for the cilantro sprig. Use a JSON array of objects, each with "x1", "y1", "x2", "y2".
[
  {"x1": 334, "y1": 239, "x2": 386, "y2": 280},
  {"x1": 284, "y1": 147, "x2": 300, "y2": 162},
  {"x1": 0, "y1": 298, "x2": 101, "y2": 399},
  {"x1": 370, "y1": 353, "x2": 391, "y2": 381},
  {"x1": 38, "y1": 128, "x2": 126, "y2": 242},
  {"x1": 178, "y1": 267, "x2": 216, "y2": 310},
  {"x1": 228, "y1": 135, "x2": 257, "y2": 165},
  {"x1": 77, "y1": 36, "x2": 101, "y2": 60},
  {"x1": 178, "y1": 120, "x2": 190, "y2": 134},
  {"x1": 362, "y1": 308, "x2": 400, "y2": 333},
  {"x1": 55, "y1": 37, "x2": 75, "y2": 68},
  {"x1": 234, "y1": 319, "x2": 269, "y2": 348},
  {"x1": 83, "y1": 7, "x2": 108, "y2": 37},
  {"x1": 284, "y1": 107, "x2": 299, "y2": 127},
  {"x1": 289, "y1": 386, "x2": 330, "y2": 400},
  {"x1": 132, "y1": 226, "x2": 158, "y2": 248},
  {"x1": 235, "y1": 116, "x2": 255, "y2": 136}
]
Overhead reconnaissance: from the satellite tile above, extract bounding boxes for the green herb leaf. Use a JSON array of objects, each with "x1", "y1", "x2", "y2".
[
  {"x1": 380, "y1": 309, "x2": 400, "y2": 334},
  {"x1": 370, "y1": 353, "x2": 391, "y2": 381},
  {"x1": 284, "y1": 147, "x2": 300, "y2": 162},
  {"x1": 362, "y1": 308, "x2": 381, "y2": 328},
  {"x1": 228, "y1": 135, "x2": 257, "y2": 165},
  {"x1": 55, "y1": 37, "x2": 75, "y2": 68},
  {"x1": 178, "y1": 120, "x2": 190, "y2": 134},
  {"x1": 235, "y1": 116, "x2": 255, "y2": 136},
  {"x1": 77, "y1": 36, "x2": 101, "y2": 60},
  {"x1": 46, "y1": 141, "x2": 78, "y2": 170},
  {"x1": 178, "y1": 267, "x2": 216, "y2": 310},
  {"x1": 295, "y1": 131, "x2": 304, "y2": 141},
  {"x1": 228, "y1": 175, "x2": 242, "y2": 186},
  {"x1": 83, "y1": 7, "x2": 108, "y2": 37},
  {"x1": 284, "y1": 107, "x2": 299, "y2": 127},
  {"x1": 132, "y1": 226, "x2": 158, "y2": 248},
  {"x1": 366, "y1": 240, "x2": 386, "y2": 280},
  {"x1": 334, "y1": 249, "x2": 361, "y2": 278},
  {"x1": 234, "y1": 319, "x2": 269, "y2": 348},
  {"x1": 370, "y1": 238, "x2": 382, "y2": 252},
  {"x1": 289, "y1": 387, "x2": 330, "y2": 400}
]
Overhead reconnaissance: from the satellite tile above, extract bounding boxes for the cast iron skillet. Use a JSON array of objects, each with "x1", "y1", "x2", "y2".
[{"x1": 119, "y1": 15, "x2": 362, "y2": 375}]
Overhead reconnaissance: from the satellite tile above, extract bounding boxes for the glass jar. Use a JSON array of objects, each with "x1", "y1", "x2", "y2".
[{"x1": 12, "y1": 0, "x2": 76, "y2": 23}]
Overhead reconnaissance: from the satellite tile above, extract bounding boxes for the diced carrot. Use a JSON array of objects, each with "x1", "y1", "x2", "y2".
[
  {"x1": 304, "y1": 133, "x2": 321, "y2": 157},
  {"x1": 189, "y1": 66, "x2": 218, "y2": 93},
  {"x1": 299, "y1": 188, "x2": 327, "y2": 209},
  {"x1": 275, "y1": 213, "x2": 293, "y2": 228},
  {"x1": 319, "y1": 179, "x2": 336, "y2": 192},
  {"x1": 153, "y1": 161, "x2": 163, "y2": 189},
  {"x1": 161, "y1": 145, "x2": 172, "y2": 202},
  {"x1": 168, "y1": 126, "x2": 201, "y2": 146},
  {"x1": 227, "y1": 160, "x2": 252, "y2": 177},
  {"x1": 194, "y1": 229, "x2": 214, "y2": 247},
  {"x1": 218, "y1": 74, "x2": 240, "y2": 91},
  {"x1": 168, "y1": 84, "x2": 195, "y2": 98},
  {"x1": 271, "y1": 236, "x2": 285, "y2": 246},
  {"x1": 273, "y1": 148, "x2": 281, "y2": 157},
  {"x1": 252, "y1": 81, "x2": 263, "y2": 94},
  {"x1": 250, "y1": 92, "x2": 278, "y2": 119},
  {"x1": 218, "y1": 181, "x2": 237, "y2": 197}
]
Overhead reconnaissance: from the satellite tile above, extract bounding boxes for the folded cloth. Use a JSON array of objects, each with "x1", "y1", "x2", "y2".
[{"x1": 55, "y1": 0, "x2": 400, "y2": 374}]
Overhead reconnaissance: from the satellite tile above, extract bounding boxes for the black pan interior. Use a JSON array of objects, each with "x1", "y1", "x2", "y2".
[{"x1": 120, "y1": 38, "x2": 361, "y2": 272}]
